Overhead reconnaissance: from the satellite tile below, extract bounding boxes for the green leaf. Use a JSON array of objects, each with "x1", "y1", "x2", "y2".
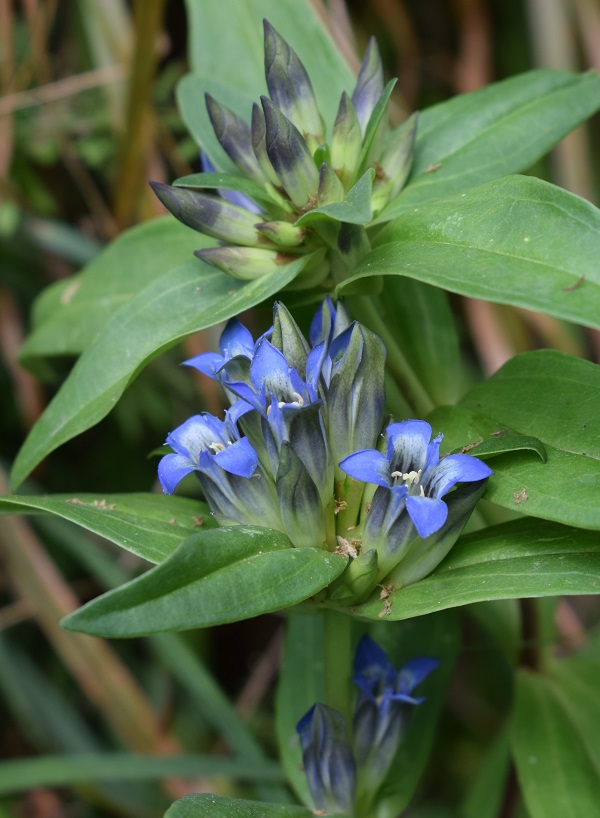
[
  {"x1": 0, "y1": 753, "x2": 284, "y2": 795},
  {"x1": 296, "y1": 169, "x2": 375, "y2": 226},
  {"x1": 344, "y1": 176, "x2": 600, "y2": 330},
  {"x1": 511, "y1": 671, "x2": 600, "y2": 818},
  {"x1": 550, "y1": 656, "x2": 600, "y2": 771},
  {"x1": 165, "y1": 794, "x2": 327, "y2": 818},
  {"x1": 448, "y1": 433, "x2": 547, "y2": 462},
  {"x1": 379, "y1": 69, "x2": 600, "y2": 221},
  {"x1": 276, "y1": 615, "x2": 325, "y2": 806},
  {"x1": 351, "y1": 517, "x2": 600, "y2": 621},
  {"x1": 62, "y1": 527, "x2": 347, "y2": 637},
  {"x1": 11, "y1": 254, "x2": 309, "y2": 490},
  {"x1": 173, "y1": 172, "x2": 276, "y2": 208},
  {"x1": 460, "y1": 350, "x2": 599, "y2": 455},
  {"x1": 462, "y1": 727, "x2": 511, "y2": 818},
  {"x1": 449, "y1": 349, "x2": 600, "y2": 529},
  {"x1": 377, "y1": 277, "x2": 462, "y2": 405},
  {"x1": 0, "y1": 493, "x2": 214, "y2": 564},
  {"x1": 22, "y1": 218, "x2": 202, "y2": 361}
]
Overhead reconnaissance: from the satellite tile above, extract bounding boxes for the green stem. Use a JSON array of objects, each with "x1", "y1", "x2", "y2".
[
  {"x1": 350, "y1": 294, "x2": 434, "y2": 417},
  {"x1": 323, "y1": 609, "x2": 352, "y2": 720}
]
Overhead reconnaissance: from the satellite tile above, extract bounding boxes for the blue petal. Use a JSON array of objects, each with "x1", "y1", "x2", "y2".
[
  {"x1": 406, "y1": 495, "x2": 448, "y2": 538},
  {"x1": 305, "y1": 341, "x2": 327, "y2": 392},
  {"x1": 386, "y1": 420, "x2": 432, "y2": 473},
  {"x1": 425, "y1": 453, "x2": 494, "y2": 498},
  {"x1": 353, "y1": 635, "x2": 393, "y2": 679},
  {"x1": 214, "y1": 437, "x2": 258, "y2": 477},
  {"x1": 166, "y1": 414, "x2": 226, "y2": 461},
  {"x1": 309, "y1": 296, "x2": 336, "y2": 347},
  {"x1": 226, "y1": 398, "x2": 254, "y2": 428},
  {"x1": 183, "y1": 351, "x2": 224, "y2": 379},
  {"x1": 397, "y1": 657, "x2": 440, "y2": 695},
  {"x1": 339, "y1": 449, "x2": 391, "y2": 488},
  {"x1": 425, "y1": 432, "x2": 443, "y2": 470},
  {"x1": 219, "y1": 317, "x2": 255, "y2": 359},
  {"x1": 250, "y1": 339, "x2": 307, "y2": 402},
  {"x1": 158, "y1": 453, "x2": 196, "y2": 494}
]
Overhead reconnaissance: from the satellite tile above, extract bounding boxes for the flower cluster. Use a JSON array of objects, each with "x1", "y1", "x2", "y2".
[
  {"x1": 150, "y1": 21, "x2": 417, "y2": 287},
  {"x1": 158, "y1": 299, "x2": 492, "y2": 598},
  {"x1": 296, "y1": 635, "x2": 439, "y2": 815}
]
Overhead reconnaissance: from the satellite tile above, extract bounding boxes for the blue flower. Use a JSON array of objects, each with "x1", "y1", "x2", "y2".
[
  {"x1": 158, "y1": 403, "x2": 282, "y2": 529},
  {"x1": 340, "y1": 419, "x2": 493, "y2": 539},
  {"x1": 183, "y1": 317, "x2": 256, "y2": 380},
  {"x1": 352, "y1": 635, "x2": 439, "y2": 791},
  {"x1": 296, "y1": 703, "x2": 356, "y2": 814}
]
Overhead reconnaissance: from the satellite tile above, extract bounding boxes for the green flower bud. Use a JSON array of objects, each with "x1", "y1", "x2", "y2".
[
  {"x1": 371, "y1": 112, "x2": 418, "y2": 215},
  {"x1": 255, "y1": 220, "x2": 307, "y2": 247},
  {"x1": 195, "y1": 246, "x2": 294, "y2": 279},
  {"x1": 271, "y1": 300, "x2": 311, "y2": 375},
  {"x1": 330, "y1": 92, "x2": 363, "y2": 188}
]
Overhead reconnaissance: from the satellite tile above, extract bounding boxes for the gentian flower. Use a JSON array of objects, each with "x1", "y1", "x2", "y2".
[
  {"x1": 150, "y1": 22, "x2": 417, "y2": 289},
  {"x1": 352, "y1": 635, "x2": 439, "y2": 796},
  {"x1": 340, "y1": 420, "x2": 493, "y2": 586},
  {"x1": 158, "y1": 403, "x2": 282, "y2": 530},
  {"x1": 296, "y1": 704, "x2": 356, "y2": 814}
]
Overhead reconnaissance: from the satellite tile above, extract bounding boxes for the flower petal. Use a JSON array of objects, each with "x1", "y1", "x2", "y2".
[
  {"x1": 406, "y1": 495, "x2": 448, "y2": 538},
  {"x1": 158, "y1": 453, "x2": 196, "y2": 494},
  {"x1": 166, "y1": 414, "x2": 224, "y2": 461},
  {"x1": 425, "y1": 453, "x2": 494, "y2": 498},
  {"x1": 219, "y1": 317, "x2": 255, "y2": 359},
  {"x1": 214, "y1": 437, "x2": 258, "y2": 478},
  {"x1": 385, "y1": 419, "x2": 432, "y2": 473},
  {"x1": 339, "y1": 449, "x2": 391, "y2": 488},
  {"x1": 397, "y1": 657, "x2": 441, "y2": 696},
  {"x1": 183, "y1": 351, "x2": 224, "y2": 379},
  {"x1": 353, "y1": 634, "x2": 393, "y2": 681}
]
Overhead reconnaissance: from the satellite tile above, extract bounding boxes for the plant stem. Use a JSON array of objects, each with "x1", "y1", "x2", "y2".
[
  {"x1": 323, "y1": 609, "x2": 352, "y2": 720},
  {"x1": 350, "y1": 294, "x2": 434, "y2": 417}
]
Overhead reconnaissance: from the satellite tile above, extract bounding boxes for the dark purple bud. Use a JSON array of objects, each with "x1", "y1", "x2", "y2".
[
  {"x1": 205, "y1": 94, "x2": 264, "y2": 183},
  {"x1": 149, "y1": 182, "x2": 261, "y2": 246},
  {"x1": 263, "y1": 20, "x2": 324, "y2": 145},
  {"x1": 351, "y1": 37, "x2": 384, "y2": 135},
  {"x1": 261, "y1": 96, "x2": 320, "y2": 209},
  {"x1": 251, "y1": 103, "x2": 281, "y2": 186}
]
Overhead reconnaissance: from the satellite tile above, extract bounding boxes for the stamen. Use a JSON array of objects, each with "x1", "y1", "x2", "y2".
[{"x1": 209, "y1": 441, "x2": 226, "y2": 453}]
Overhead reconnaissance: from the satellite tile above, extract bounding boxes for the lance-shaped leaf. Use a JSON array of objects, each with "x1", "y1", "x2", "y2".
[
  {"x1": 261, "y1": 97, "x2": 320, "y2": 208},
  {"x1": 62, "y1": 526, "x2": 347, "y2": 636},
  {"x1": 351, "y1": 517, "x2": 600, "y2": 621},
  {"x1": 263, "y1": 20, "x2": 324, "y2": 143},
  {"x1": 11, "y1": 254, "x2": 311, "y2": 490},
  {"x1": 204, "y1": 94, "x2": 264, "y2": 182},
  {"x1": 317, "y1": 162, "x2": 345, "y2": 207},
  {"x1": 330, "y1": 92, "x2": 362, "y2": 188},
  {"x1": 195, "y1": 246, "x2": 295, "y2": 279},
  {"x1": 378, "y1": 68, "x2": 600, "y2": 221},
  {"x1": 351, "y1": 37, "x2": 385, "y2": 134},
  {"x1": 165, "y1": 794, "x2": 331, "y2": 818},
  {"x1": 150, "y1": 182, "x2": 261, "y2": 246},
  {"x1": 341, "y1": 176, "x2": 600, "y2": 331}
]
